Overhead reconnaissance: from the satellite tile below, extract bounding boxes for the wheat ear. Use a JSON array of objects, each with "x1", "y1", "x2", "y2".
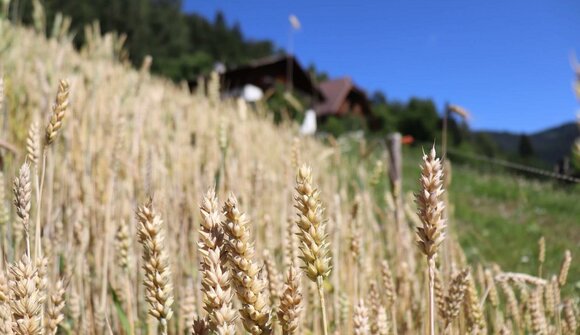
[
  {"x1": 444, "y1": 269, "x2": 469, "y2": 328},
  {"x1": 415, "y1": 146, "x2": 447, "y2": 256},
  {"x1": 537, "y1": 236, "x2": 545, "y2": 277},
  {"x1": 558, "y1": 250, "x2": 572, "y2": 287},
  {"x1": 434, "y1": 270, "x2": 446, "y2": 320},
  {"x1": 464, "y1": 273, "x2": 486, "y2": 333},
  {"x1": 376, "y1": 306, "x2": 389, "y2": 335},
  {"x1": 198, "y1": 188, "x2": 236, "y2": 334},
  {"x1": 263, "y1": 249, "x2": 282, "y2": 308},
  {"x1": 294, "y1": 164, "x2": 331, "y2": 335},
  {"x1": 26, "y1": 122, "x2": 40, "y2": 167},
  {"x1": 368, "y1": 280, "x2": 380, "y2": 334},
  {"x1": 34, "y1": 79, "x2": 70, "y2": 261},
  {"x1": 115, "y1": 221, "x2": 135, "y2": 334},
  {"x1": 0, "y1": 272, "x2": 13, "y2": 335},
  {"x1": 0, "y1": 172, "x2": 9, "y2": 234},
  {"x1": 499, "y1": 280, "x2": 521, "y2": 328},
  {"x1": 44, "y1": 79, "x2": 70, "y2": 146},
  {"x1": 180, "y1": 281, "x2": 196, "y2": 334},
  {"x1": 136, "y1": 199, "x2": 174, "y2": 335},
  {"x1": 13, "y1": 162, "x2": 32, "y2": 257},
  {"x1": 45, "y1": 280, "x2": 65, "y2": 335},
  {"x1": 277, "y1": 265, "x2": 303, "y2": 335},
  {"x1": 223, "y1": 193, "x2": 272, "y2": 334},
  {"x1": 381, "y1": 259, "x2": 397, "y2": 334},
  {"x1": 0, "y1": 76, "x2": 3, "y2": 112},
  {"x1": 530, "y1": 285, "x2": 548, "y2": 335},
  {"x1": 8, "y1": 255, "x2": 45, "y2": 335},
  {"x1": 353, "y1": 299, "x2": 370, "y2": 335},
  {"x1": 415, "y1": 146, "x2": 446, "y2": 335},
  {"x1": 563, "y1": 299, "x2": 577, "y2": 334},
  {"x1": 484, "y1": 269, "x2": 499, "y2": 308},
  {"x1": 192, "y1": 316, "x2": 210, "y2": 335}
]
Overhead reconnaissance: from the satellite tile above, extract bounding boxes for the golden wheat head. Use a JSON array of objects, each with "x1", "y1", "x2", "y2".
[
  {"x1": 415, "y1": 146, "x2": 446, "y2": 258},
  {"x1": 136, "y1": 199, "x2": 174, "y2": 329},
  {"x1": 45, "y1": 79, "x2": 70, "y2": 146},
  {"x1": 294, "y1": 164, "x2": 331, "y2": 282}
]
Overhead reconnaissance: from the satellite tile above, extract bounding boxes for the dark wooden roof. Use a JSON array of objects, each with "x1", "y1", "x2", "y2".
[
  {"x1": 315, "y1": 77, "x2": 371, "y2": 117},
  {"x1": 222, "y1": 54, "x2": 324, "y2": 100}
]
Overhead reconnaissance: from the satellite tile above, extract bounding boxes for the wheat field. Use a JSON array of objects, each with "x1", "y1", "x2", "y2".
[{"x1": 0, "y1": 16, "x2": 578, "y2": 335}]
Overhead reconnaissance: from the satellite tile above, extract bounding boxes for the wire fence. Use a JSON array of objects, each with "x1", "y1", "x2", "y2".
[{"x1": 446, "y1": 148, "x2": 580, "y2": 184}]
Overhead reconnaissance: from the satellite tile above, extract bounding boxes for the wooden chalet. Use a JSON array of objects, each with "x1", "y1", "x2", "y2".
[
  {"x1": 222, "y1": 54, "x2": 324, "y2": 101},
  {"x1": 314, "y1": 77, "x2": 371, "y2": 121}
]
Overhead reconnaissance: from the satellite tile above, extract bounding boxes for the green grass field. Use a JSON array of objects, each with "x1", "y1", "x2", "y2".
[
  {"x1": 341, "y1": 138, "x2": 579, "y2": 292},
  {"x1": 407, "y1": 147, "x2": 580, "y2": 291}
]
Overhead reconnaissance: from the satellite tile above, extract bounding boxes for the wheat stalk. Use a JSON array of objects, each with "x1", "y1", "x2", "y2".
[
  {"x1": 136, "y1": 199, "x2": 174, "y2": 335},
  {"x1": 414, "y1": 146, "x2": 446, "y2": 335},
  {"x1": 349, "y1": 196, "x2": 361, "y2": 298},
  {"x1": 294, "y1": 164, "x2": 331, "y2": 335}
]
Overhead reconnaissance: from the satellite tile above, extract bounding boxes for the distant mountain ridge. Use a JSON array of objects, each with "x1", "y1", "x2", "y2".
[{"x1": 479, "y1": 121, "x2": 579, "y2": 166}]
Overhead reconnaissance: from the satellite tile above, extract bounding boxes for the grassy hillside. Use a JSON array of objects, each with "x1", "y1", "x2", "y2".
[
  {"x1": 342, "y1": 140, "x2": 579, "y2": 289},
  {"x1": 481, "y1": 121, "x2": 579, "y2": 165},
  {"x1": 406, "y1": 147, "x2": 580, "y2": 289}
]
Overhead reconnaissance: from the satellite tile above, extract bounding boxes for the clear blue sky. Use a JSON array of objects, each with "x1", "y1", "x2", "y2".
[{"x1": 183, "y1": 0, "x2": 580, "y2": 132}]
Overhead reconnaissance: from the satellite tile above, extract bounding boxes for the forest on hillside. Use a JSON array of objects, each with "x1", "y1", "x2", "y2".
[{"x1": 9, "y1": 0, "x2": 277, "y2": 81}]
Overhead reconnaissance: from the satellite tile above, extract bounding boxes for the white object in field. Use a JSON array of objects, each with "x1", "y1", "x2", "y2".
[
  {"x1": 300, "y1": 109, "x2": 317, "y2": 135},
  {"x1": 242, "y1": 84, "x2": 263, "y2": 102}
]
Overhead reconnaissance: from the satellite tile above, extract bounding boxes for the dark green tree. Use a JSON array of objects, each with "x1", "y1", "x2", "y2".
[
  {"x1": 397, "y1": 97, "x2": 440, "y2": 142},
  {"x1": 518, "y1": 134, "x2": 534, "y2": 158},
  {"x1": 368, "y1": 91, "x2": 397, "y2": 134}
]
